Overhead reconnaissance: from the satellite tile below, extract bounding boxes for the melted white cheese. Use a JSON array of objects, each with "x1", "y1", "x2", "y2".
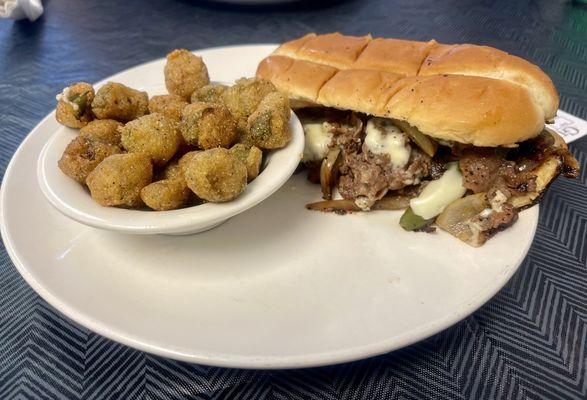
[
  {"x1": 410, "y1": 162, "x2": 467, "y2": 220},
  {"x1": 55, "y1": 87, "x2": 79, "y2": 111},
  {"x1": 489, "y1": 190, "x2": 507, "y2": 212},
  {"x1": 302, "y1": 122, "x2": 334, "y2": 162},
  {"x1": 364, "y1": 118, "x2": 410, "y2": 168},
  {"x1": 355, "y1": 196, "x2": 371, "y2": 210},
  {"x1": 479, "y1": 208, "x2": 493, "y2": 218},
  {"x1": 476, "y1": 189, "x2": 508, "y2": 221}
]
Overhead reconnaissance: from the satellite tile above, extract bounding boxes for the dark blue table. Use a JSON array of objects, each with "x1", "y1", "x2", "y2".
[{"x1": 1, "y1": 0, "x2": 586, "y2": 398}]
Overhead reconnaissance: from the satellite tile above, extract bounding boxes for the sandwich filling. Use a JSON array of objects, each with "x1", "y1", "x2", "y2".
[{"x1": 299, "y1": 108, "x2": 579, "y2": 246}]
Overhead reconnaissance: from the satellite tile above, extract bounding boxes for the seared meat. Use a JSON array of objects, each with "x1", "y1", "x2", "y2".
[
  {"x1": 514, "y1": 129, "x2": 579, "y2": 178},
  {"x1": 466, "y1": 193, "x2": 518, "y2": 247},
  {"x1": 300, "y1": 111, "x2": 432, "y2": 207},
  {"x1": 334, "y1": 116, "x2": 431, "y2": 207},
  {"x1": 338, "y1": 148, "x2": 430, "y2": 205},
  {"x1": 459, "y1": 148, "x2": 537, "y2": 198},
  {"x1": 460, "y1": 130, "x2": 579, "y2": 199},
  {"x1": 298, "y1": 107, "x2": 580, "y2": 247},
  {"x1": 467, "y1": 205, "x2": 518, "y2": 247},
  {"x1": 473, "y1": 203, "x2": 518, "y2": 231},
  {"x1": 331, "y1": 120, "x2": 363, "y2": 153}
]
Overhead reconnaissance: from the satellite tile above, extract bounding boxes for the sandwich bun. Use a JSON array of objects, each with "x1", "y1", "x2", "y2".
[{"x1": 257, "y1": 33, "x2": 559, "y2": 147}]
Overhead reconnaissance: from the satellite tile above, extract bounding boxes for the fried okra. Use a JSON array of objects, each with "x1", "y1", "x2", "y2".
[
  {"x1": 190, "y1": 84, "x2": 228, "y2": 104},
  {"x1": 178, "y1": 151, "x2": 200, "y2": 174},
  {"x1": 180, "y1": 103, "x2": 238, "y2": 149},
  {"x1": 164, "y1": 49, "x2": 210, "y2": 100},
  {"x1": 143, "y1": 157, "x2": 194, "y2": 210},
  {"x1": 55, "y1": 82, "x2": 95, "y2": 128},
  {"x1": 148, "y1": 94, "x2": 188, "y2": 121},
  {"x1": 161, "y1": 159, "x2": 184, "y2": 181},
  {"x1": 79, "y1": 119, "x2": 123, "y2": 146},
  {"x1": 86, "y1": 153, "x2": 152, "y2": 207},
  {"x1": 91, "y1": 82, "x2": 149, "y2": 122},
  {"x1": 120, "y1": 113, "x2": 181, "y2": 166},
  {"x1": 164, "y1": 158, "x2": 191, "y2": 186},
  {"x1": 183, "y1": 148, "x2": 247, "y2": 202},
  {"x1": 246, "y1": 92, "x2": 291, "y2": 149},
  {"x1": 229, "y1": 143, "x2": 263, "y2": 181},
  {"x1": 176, "y1": 152, "x2": 206, "y2": 206},
  {"x1": 222, "y1": 78, "x2": 277, "y2": 130},
  {"x1": 140, "y1": 179, "x2": 190, "y2": 211},
  {"x1": 58, "y1": 136, "x2": 122, "y2": 184}
]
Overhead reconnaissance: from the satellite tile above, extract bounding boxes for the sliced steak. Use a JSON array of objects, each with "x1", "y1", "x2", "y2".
[
  {"x1": 459, "y1": 148, "x2": 537, "y2": 198},
  {"x1": 338, "y1": 147, "x2": 431, "y2": 206},
  {"x1": 467, "y1": 201, "x2": 518, "y2": 247}
]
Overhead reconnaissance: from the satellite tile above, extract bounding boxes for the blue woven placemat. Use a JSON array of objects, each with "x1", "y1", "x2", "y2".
[{"x1": 1, "y1": 0, "x2": 586, "y2": 398}]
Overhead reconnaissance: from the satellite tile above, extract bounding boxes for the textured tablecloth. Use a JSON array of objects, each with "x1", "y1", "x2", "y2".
[{"x1": 1, "y1": 0, "x2": 586, "y2": 398}]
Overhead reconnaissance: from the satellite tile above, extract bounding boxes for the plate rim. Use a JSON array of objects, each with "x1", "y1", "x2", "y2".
[{"x1": 0, "y1": 44, "x2": 539, "y2": 369}]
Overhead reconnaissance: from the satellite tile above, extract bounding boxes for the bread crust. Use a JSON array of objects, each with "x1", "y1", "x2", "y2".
[
  {"x1": 275, "y1": 32, "x2": 372, "y2": 69},
  {"x1": 317, "y1": 69, "x2": 403, "y2": 115},
  {"x1": 257, "y1": 56, "x2": 337, "y2": 103},
  {"x1": 419, "y1": 44, "x2": 559, "y2": 119},
  {"x1": 273, "y1": 33, "x2": 316, "y2": 58},
  {"x1": 257, "y1": 33, "x2": 558, "y2": 146},
  {"x1": 383, "y1": 75, "x2": 544, "y2": 147},
  {"x1": 354, "y1": 38, "x2": 437, "y2": 76}
]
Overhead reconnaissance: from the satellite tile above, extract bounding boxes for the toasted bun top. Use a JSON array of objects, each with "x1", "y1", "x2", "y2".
[{"x1": 257, "y1": 33, "x2": 559, "y2": 147}]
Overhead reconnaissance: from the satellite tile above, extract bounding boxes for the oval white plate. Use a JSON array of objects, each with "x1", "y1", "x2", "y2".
[
  {"x1": 0, "y1": 45, "x2": 538, "y2": 369},
  {"x1": 37, "y1": 82, "x2": 304, "y2": 235}
]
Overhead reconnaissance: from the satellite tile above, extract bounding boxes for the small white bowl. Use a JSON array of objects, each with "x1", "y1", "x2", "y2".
[{"x1": 37, "y1": 112, "x2": 304, "y2": 235}]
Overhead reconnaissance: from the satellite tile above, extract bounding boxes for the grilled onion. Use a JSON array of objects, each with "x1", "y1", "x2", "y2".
[
  {"x1": 394, "y1": 120, "x2": 438, "y2": 157},
  {"x1": 320, "y1": 148, "x2": 342, "y2": 199},
  {"x1": 306, "y1": 195, "x2": 411, "y2": 213},
  {"x1": 436, "y1": 193, "x2": 488, "y2": 242},
  {"x1": 511, "y1": 128, "x2": 579, "y2": 209},
  {"x1": 349, "y1": 112, "x2": 364, "y2": 137}
]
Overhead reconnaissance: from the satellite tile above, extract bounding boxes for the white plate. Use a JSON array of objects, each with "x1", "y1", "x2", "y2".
[{"x1": 0, "y1": 45, "x2": 538, "y2": 369}]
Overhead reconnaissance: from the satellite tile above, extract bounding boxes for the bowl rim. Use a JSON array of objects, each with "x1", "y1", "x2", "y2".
[{"x1": 37, "y1": 108, "x2": 304, "y2": 235}]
